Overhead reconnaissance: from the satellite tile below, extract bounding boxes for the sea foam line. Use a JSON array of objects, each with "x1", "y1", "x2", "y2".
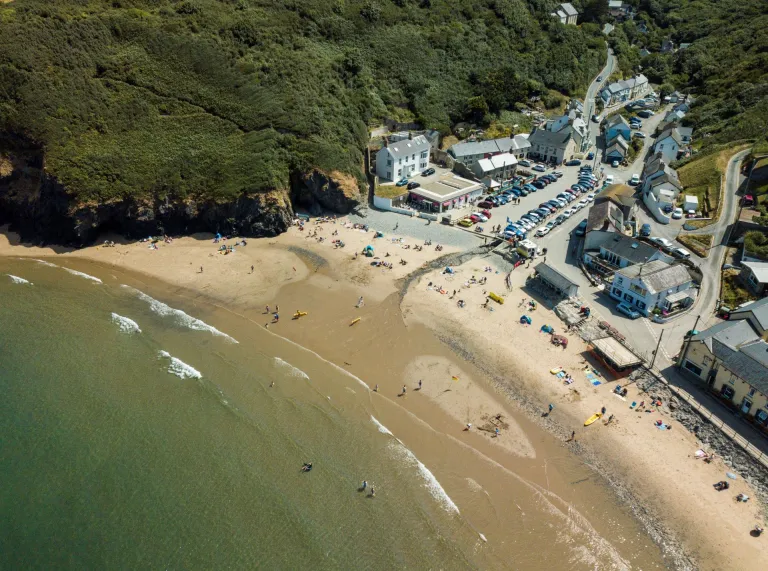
[
  {"x1": 111, "y1": 313, "x2": 141, "y2": 334},
  {"x1": 7, "y1": 274, "x2": 32, "y2": 285},
  {"x1": 33, "y1": 259, "x2": 59, "y2": 268},
  {"x1": 371, "y1": 416, "x2": 459, "y2": 515},
  {"x1": 158, "y1": 350, "x2": 203, "y2": 380},
  {"x1": 121, "y1": 285, "x2": 238, "y2": 343},
  {"x1": 63, "y1": 267, "x2": 102, "y2": 283},
  {"x1": 274, "y1": 357, "x2": 310, "y2": 380}
]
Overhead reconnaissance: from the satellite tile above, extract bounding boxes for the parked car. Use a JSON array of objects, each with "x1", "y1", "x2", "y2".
[
  {"x1": 672, "y1": 208, "x2": 683, "y2": 219},
  {"x1": 518, "y1": 188, "x2": 530, "y2": 196},
  {"x1": 407, "y1": 181, "x2": 421, "y2": 190},
  {"x1": 616, "y1": 302, "x2": 641, "y2": 319},
  {"x1": 575, "y1": 219, "x2": 588, "y2": 236},
  {"x1": 565, "y1": 159, "x2": 582, "y2": 166},
  {"x1": 633, "y1": 132, "x2": 646, "y2": 139},
  {"x1": 477, "y1": 201, "x2": 494, "y2": 209},
  {"x1": 663, "y1": 203, "x2": 674, "y2": 213},
  {"x1": 481, "y1": 209, "x2": 492, "y2": 219},
  {"x1": 672, "y1": 247, "x2": 691, "y2": 259},
  {"x1": 458, "y1": 218, "x2": 474, "y2": 227},
  {"x1": 597, "y1": 75, "x2": 603, "y2": 82},
  {"x1": 605, "y1": 174, "x2": 614, "y2": 184},
  {"x1": 396, "y1": 178, "x2": 409, "y2": 187},
  {"x1": 742, "y1": 194, "x2": 755, "y2": 207},
  {"x1": 649, "y1": 236, "x2": 673, "y2": 249},
  {"x1": 586, "y1": 193, "x2": 595, "y2": 201},
  {"x1": 421, "y1": 168, "x2": 435, "y2": 176},
  {"x1": 562, "y1": 208, "x2": 574, "y2": 218},
  {"x1": 498, "y1": 195, "x2": 509, "y2": 205},
  {"x1": 611, "y1": 160, "x2": 619, "y2": 168},
  {"x1": 555, "y1": 214, "x2": 567, "y2": 225},
  {"x1": 533, "y1": 180, "x2": 546, "y2": 189},
  {"x1": 637, "y1": 110, "x2": 654, "y2": 118},
  {"x1": 519, "y1": 159, "x2": 531, "y2": 167},
  {"x1": 640, "y1": 223, "x2": 652, "y2": 237},
  {"x1": 579, "y1": 199, "x2": 590, "y2": 207},
  {"x1": 591, "y1": 114, "x2": 600, "y2": 123},
  {"x1": 526, "y1": 211, "x2": 542, "y2": 221},
  {"x1": 586, "y1": 152, "x2": 595, "y2": 160},
  {"x1": 517, "y1": 219, "x2": 534, "y2": 230},
  {"x1": 535, "y1": 208, "x2": 551, "y2": 218},
  {"x1": 535, "y1": 227, "x2": 550, "y2": 237},
  {"x1": 533, "y1": 164, "x2": 546, "y2": 172},
  {"x1": 553, "y1": 171, "x2": 564, "y2": 178},
  {"x1": 630, "y1": 173, "x2": 640, "y2": 185},
  {"x1": 471, "y1": 212, "x2": 488, "y2": 222}
]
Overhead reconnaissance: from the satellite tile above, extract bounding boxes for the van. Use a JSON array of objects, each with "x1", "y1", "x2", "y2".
[{"x1": 516, "y1": 239, "x2": 538, "y2": 259}]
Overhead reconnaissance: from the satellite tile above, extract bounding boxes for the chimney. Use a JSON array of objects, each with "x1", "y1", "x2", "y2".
[
  {"x1": 408, "y1": 132, "x2": 413, "y2": 140},
  {"x1": 383, "y1": 137, "x2": 388, "y2": 147}
]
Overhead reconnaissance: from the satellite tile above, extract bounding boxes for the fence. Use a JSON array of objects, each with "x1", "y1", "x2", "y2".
[{"x1": 645, "y1": 366, "x2": 768, "y2": 469}]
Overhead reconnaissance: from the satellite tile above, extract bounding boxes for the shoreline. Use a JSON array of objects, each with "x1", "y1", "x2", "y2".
[{"x1": 2, "y1": 222, "x2": 765, "y2": 569}]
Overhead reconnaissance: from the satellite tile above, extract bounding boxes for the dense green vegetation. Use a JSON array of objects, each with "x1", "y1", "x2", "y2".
[
  {"x1": 0, "y1": 0, "x2": 606, "y2": 205},
  {"x1": 600, "y1": 0, "x2": 768, "y2": 149},
  {"x1": 743, "y1": 230, "x2": 768, "y2": 261}
]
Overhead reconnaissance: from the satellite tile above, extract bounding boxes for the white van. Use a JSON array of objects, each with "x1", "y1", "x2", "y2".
[{"x1": 516, "y1": 239, "x2": 538, "y2": 259}]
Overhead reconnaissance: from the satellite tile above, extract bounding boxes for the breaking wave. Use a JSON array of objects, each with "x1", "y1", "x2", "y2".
[
  {"x1": 111, "y1": 313, "x2": 141, "y2": 334},
  {"x1": 274, "y1": 357, "x2": 310, "y2": 380},
  {"x1": 158, "y1": 350, "x2": 202, "y2": 380},
  {"x1": 63, "y1": 268, "x2": 102, "y2": 283},
  {"x1": 7, "y1": 274, "x2": 32, "y2": 285},
  {"x1": 33, "y1": 259, "x2": 59, "y2": 268},
  {"x1": 122, "y1": 286, "x2": 238, "y2": 343},
  {"x1": 371, "y1": 416, "x2": 459, "y2": 515}
]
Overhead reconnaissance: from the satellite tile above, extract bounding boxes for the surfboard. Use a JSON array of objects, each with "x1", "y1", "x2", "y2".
[
  {"x1": 550, "y1": 366, "x2": 563, "y2": 375},
  {"x1": 584, "y1": 413, "x2": 603, "y2": 426},
  {"x1": 293, "y1": 311, "x2": 308, "y2": 318},
  {"x1": 350, "y1": 318, "x2": 361, "y2": 326}
]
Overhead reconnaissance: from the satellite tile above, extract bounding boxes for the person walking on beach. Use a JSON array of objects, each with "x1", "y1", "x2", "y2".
[
  {"x1": 548, "y1": 403, "x2": 554, "y2": 413},
  {"x1": 266, "y1": 305, "x2": 270, "y2": 314},
  {"x1": 357, "y1": 296, "x2": 364, "y2": 308},
  {"x1": 200, "y1": 266, "x2": 203, "y2": 273},
  {"x1": 418, "y1": 379, "x2": 422, "y2": 391},
  {"x1": 251, "y1": 265, "x2": 254, "y2": 273},
  {"x1": 370, "y1": 487, "x2": 376, "y2": 498},
  {"x1": 401, "y1": 385, "x2": 407, "y2": 395},
  {"x1": 362, "y1": 480, "x2": 368, "y2": 491},
  {"x1": 374, "y1": 384, "x2": 378, "y2": 392}
]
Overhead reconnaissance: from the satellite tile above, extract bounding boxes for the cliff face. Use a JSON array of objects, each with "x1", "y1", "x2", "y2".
[{"x1": 0, "y1": 145, "x2": 362, "y2": 246}]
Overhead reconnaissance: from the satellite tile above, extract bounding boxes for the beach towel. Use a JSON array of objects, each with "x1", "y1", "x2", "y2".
[
  {"x1": 589, "y1": 379, "x2": 602, "y2": 386},
  {"x1": 656, "y1": 423, "x2": 667, "y2": 430},
  {"x1": 694, "y1": 450, "x2": 707, "y2": 459},
  {"x1": 630, "y1": 401, "x2": 637, "y2": 408},
  {"x1": 556, "y1": 371, "x2": 566, "y2": 378}
]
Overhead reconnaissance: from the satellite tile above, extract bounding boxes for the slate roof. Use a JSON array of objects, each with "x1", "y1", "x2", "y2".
[
  {"x1": 534, "y1": 262, "x2": 579, "y2": 296},
  {"x1": 729, "y1": 297, "x2": 768, "y2": 332},
  {"x1": 605, "y1": 114, "x2": 630, "y2": 129},
  {"x1": 495, "y1": 135, "x2": 531, "y2": 153},
  {"x1": 692, "y1": 319, "x2": 760, "y2": 352},
  {"x1": 656, "y1": 126, "x2": 683, "y2": 146},
  {"x1": 386, "y1": 135, "x2": 430, "y2": 159},
  {"x1": 561, "y1": 2, "x2": 578, "y2": 16},
  {"x1": 743, "y1": 261, "x2": 768, "y2": 284},
  {"x1": 449, "y1": 139, "x2": 502, "y2": 158},
  {"x1": 601, "y1": 234, "x2": 659, "y2": 265},
  {"x1": 606, "y1": 134, "x2": 629, "y2": 150},
  {"x1": 528, "y1": 127, "x2": 572, "y2": 147},
  {"x1": 677, "y1": 127, "x2": 693, "y2": 141},
  {"x1": 587, "y1": 201, "x2": 624, "y2": 233},
  {"x1": 597, "y1": 183, "x2": 636, "y2": 208},
  {"x1": 618, "y1": 260, "x2": 692, "y2": 294}
]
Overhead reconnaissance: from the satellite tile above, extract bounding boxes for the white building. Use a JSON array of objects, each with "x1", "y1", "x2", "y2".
[
  {"x1": 609, "y1": 259, "x2": 695, "y2": 316},
  {"x1": 472, "y1": 152, "x2": 518, "y2": 185},
  {"x1": 375, "y1": 134, "x2": 430, "y2": 181},
  {"x1": 551, "y1": 3, "x2": 579, "y2": 24},
  {"x1": 448, "y1": 136, "x2": 530, "y2": 167},
  {"x1": 653, "y1": 126, "x2": 683, "y2": 164}
]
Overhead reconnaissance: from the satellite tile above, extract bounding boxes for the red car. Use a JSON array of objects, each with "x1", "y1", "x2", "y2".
[
  {"x1": 470, "y1": 214, "x2": 482, "y2": 223},
  {"x1": 477, "y1": 201, "x2": 494, "y2": 209},
  {"x1": 481, "y1": 209, "x2": 492, "y2": 219}
]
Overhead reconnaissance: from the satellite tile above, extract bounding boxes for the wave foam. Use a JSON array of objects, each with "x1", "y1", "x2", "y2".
[
  {"x1": 122, "y1": 286, "x2": 238, "y2": 343},
  {"x1": 7, "y1": 274, "x2": 32, "y2": 285},
  {"x1": 33, "y1": 259, "x2": 59, "y2": 268},
  {"x1": 328, "y1": 361, "x2": 369, "y2": 390},
  {"x1": 111, "y1": 313, "x2": 141, "y2": 334},
  {"x1": 371, "y1": 416, "x2": 459, "y2": 515},
  {"x1": 274, "y1": 357, "x2": 310, "y2": 380},
  {"x1": 63, "y1": 268, "x2": 102, "y2": 283},
  {"x1": 158, "y1": 350, "x2": 202, "y2": 379}
]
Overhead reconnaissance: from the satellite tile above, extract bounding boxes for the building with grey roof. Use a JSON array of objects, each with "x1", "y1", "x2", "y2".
[
  {"x1": 739, "y1": 261, "x2": 768, "y2": 296},
  {"x1": 728, "y1": 296, "x2": 768, "y2": 336},
  {"x1": 609, "y1": 259, "x2": 695, "y2": 316},
  {"x1": 534, "y1": 262, "x2": 579, "y2": 298},
  {"x1": 680, "y1": 311, "x2": 768, "y2": 426},
  {"x1": 447, "y1": 135, "x2": 530, "y2": 168},
  {"x1": 375, "y1": 134, "x2": 431, "y2": 181},
  {"x1": 551, "y1": 3, "x2": 579, "y2": 24}
]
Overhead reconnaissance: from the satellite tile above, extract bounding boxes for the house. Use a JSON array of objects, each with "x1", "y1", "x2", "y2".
[
  {"x1": 661, "y1": 108, "x2": 686, "y2": 129},
  {"x1": 584, "y1": 233, "x2": 672, "y2": 273},
  {"x1": 605, "y1": 137, "x2": 629, "y2": 162},
  {"x1": 661, "y1": 39, "x2": 675, "y2": 53},
  {"x1": 678, "y1": 43, "x2": 692, "y2": 51},
  {"x1": 677, "y1": 127, "x2": 693, "y2": 144},
  {"x1": 551, "y1": 3, "x2": 579, "y2": 25},
  {"x1": 740, "y1": 262, "x2": 768, "y2": 296},
  {"x1": 609, "y1": 259, "x2": 695, "y2": 316},
  {"x1": 653, "y1": 126, "x2": 683, "y2": 163},
  {"x1": 596, "y1": 183, "x2": 638, "y2": 222},
  {"x1": 534, "y1": 262, "x2": 579, "y2": 298},
  {"x1": 375, "y1": 134, "x2": 430, "y2": 181},
  {"x1": 639, "y1": 48, "x2": 651, "y2": 58},
  {"x1": 448, "y1": 135, "x2": 530, "y2": 167},
  {"x1": 527, "y1": 102, "x2": 589, "y2": 164},
  {"x1": 583, "y1": 200, "x2": 626, "y2": 252},
  {"x1": 683, "y1": 195, "x2": 699, "y2": 212},
  {"x1": 727, "y1": 297, "x2": 768, "y2": 338},
  {"x1": 604, "y1": 115, "x2": 631, "y2": 143},
  {"x1": 608, "y1": 0, "x2": 628, "y2": 17},
  {"x1": 600, "y1": 75, "x2": 650, "y2": 106},
  {"x1": 679, "y1": 317, "x2": 768, "y2": 426},
  {"x1": 472, "y1": 152, "x2": 517, "y2": 183}
]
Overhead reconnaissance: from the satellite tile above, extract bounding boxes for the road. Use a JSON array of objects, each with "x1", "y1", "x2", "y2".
[{"x1": 584, "y1": 50, "x2": 614, "y2": 141}]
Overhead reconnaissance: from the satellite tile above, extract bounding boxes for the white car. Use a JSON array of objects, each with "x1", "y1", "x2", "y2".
[
  {"x1": 471, "y1": 212, "x2": 488, "y2": 222},
  {"x1": 562, "y1": 208, "x2": 574, "y2": 218},
  {"x1": 517, "y1": 219, "x2": 534, "y2": 230},
  {"x1": 605, "y1": 174, "x2": 614, "y2": 184},
  {"x1": 535, "y1": 227, "x2": 550, "y2": 237},
  {"x1": 672, "y1": 247, "x2": 691, "y2": 259},
  {"x1": 571, "y1": 202, "x2": 582, "y2": 211},
  {"x1": 650, "y1": 236, "x2": 673, "y2": 249},
  {"x1": 630, "y1": 173, "x2": 640, "y2": 185},
  {"x1": 586, "y1": 193, "x2": 595, "y2": 201},
  {"x1": 579, "y1": 199, "x2": 589, "y2": 207},
  {"x1": 672, "y1": 208, "x2": 683, "y2": 219}
]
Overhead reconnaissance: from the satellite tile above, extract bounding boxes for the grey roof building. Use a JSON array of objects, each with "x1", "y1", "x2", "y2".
[
  {"x1": 534, "y1": 262, "x2": 579, "y2": 298},
  {"x1": 619, "y1": 259, "x2": 692, "y2": 294}
]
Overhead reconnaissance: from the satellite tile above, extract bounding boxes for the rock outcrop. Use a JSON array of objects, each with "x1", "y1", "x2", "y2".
[{"x1": 0, "y1": 143, "x2": 362, "y2": 246}]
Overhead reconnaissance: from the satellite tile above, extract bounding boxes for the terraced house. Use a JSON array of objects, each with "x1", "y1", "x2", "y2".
[{"x1": 679, "y1": 298, "x2": 768, "y2": 429}]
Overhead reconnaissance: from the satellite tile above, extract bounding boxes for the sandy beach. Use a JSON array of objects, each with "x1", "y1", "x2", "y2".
[{"x1": 3, "y1": 219, "x2": 766, "y2": 570}]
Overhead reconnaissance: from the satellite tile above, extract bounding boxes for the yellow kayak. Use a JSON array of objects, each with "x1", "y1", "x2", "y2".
[
  {"x1": 293, "y1": 311, "x2": 308, "y2": 318},
  {"x1": 350, "y1": 317, "x2": 361, "y2": 326},
  {"x1": 550, "y1": 367, "x2": 563, "y2": 375},
  {"x1": 584, "y1": 413, "x2": 603, "y2": 426},
  {"x1": 488, "y1": 292, "x2": 504, "y2": 304}
]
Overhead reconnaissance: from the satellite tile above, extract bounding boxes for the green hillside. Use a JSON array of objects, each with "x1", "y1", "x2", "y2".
[
  {"x1": 603, "y1": 0, "x2": 768, "y2": 148},
  {"x1": 0, "y1": 0, "x2": 606, "y2": 206}
]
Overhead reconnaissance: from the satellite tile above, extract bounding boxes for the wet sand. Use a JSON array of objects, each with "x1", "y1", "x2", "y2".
[{"x1": 2, "y1": 220, "x2": 765, "y2": 569}]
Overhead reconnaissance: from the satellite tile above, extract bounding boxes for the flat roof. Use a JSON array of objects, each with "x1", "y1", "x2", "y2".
[
  {"x1": 591, "y1": 336, "x2": 642, "y2": 368},
  {"x1": 410, "y1": 174, "x2": 483, "y2": 202}
]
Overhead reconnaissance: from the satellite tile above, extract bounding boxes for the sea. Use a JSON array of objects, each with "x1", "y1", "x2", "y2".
[{"x1": 0, "y1": 257, "x2": 668, "y2": 570}]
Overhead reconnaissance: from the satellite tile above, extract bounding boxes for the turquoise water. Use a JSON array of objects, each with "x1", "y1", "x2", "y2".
[{"x1": 0, "y1": 260, "x2": 482, "y2": 569}]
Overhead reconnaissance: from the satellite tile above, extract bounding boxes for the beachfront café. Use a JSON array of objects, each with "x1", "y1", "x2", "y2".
[
  {"x1": 408, "y1": 174, "x2": 484, "y2": 213},
  {"x1": 589, "y1": 336, "x2": 643, "y2": 378}
]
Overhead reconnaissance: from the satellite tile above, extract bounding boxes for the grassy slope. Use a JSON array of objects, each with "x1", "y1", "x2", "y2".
[{"x1": 0, "y1": 0, "x2": 606, "y2": 206}]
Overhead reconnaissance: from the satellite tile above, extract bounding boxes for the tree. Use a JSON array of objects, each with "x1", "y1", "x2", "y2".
[{"x1": 465, "y1": 96, "x2": 489, "y2": 124}]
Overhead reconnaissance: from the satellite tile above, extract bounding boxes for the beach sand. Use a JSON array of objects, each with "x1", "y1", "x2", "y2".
[{"x1": 3, "y1": 220, "x2": 766, "y2": 569}]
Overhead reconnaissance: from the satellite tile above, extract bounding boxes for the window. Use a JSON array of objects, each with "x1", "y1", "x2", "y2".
[
  {"x1": 637, "y1": 301, "x2": 647, "y2": 310},
  {"x1": 386, "y1": 171, "x2": 391, "y2": 179},
  {"x1": 387, "y1": 159, "x2": 391, "y2": 166},
  {"x1": 421, "y1": 151, "x2": 428, "y2": 159},
  {"x1": 420, "y1": 162, "x2": 427, "y2": 169},
  {"x1": 615, "y1": 277, "x2": 623, "y2": 285},
  {"x1": 748, "y1": 388, "x2": 756, "y2": 397},
  {"x1": 756, "y1": 409, "x2": 768, "y2": 426},
  {"x1": 412, "y1": 154, "x2": 415, "y2": 160},
  {"x1": 623, "y1": 293, "x2": 634, "y2": 303},
  {"x1": 397, "y1": 169, "x2": 401, "y2": 176},
  {"x1": 612, "y1": 287, "x2": 622, "y2": 296},
  {"x1": 720, "y1": 385, "x2": 735, "y2": 400},
  {"x1": 683, "y1": 360, "x2": 703, "y2": 377},
  {"x1": 748, "y1": 273, "x2": 759, "y2": 287},
  {"x1": 399, "y1": 158, "x2": 402, "y2": 165}
]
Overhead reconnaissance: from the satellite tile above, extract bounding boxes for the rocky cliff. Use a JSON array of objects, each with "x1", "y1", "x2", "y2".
[{"x1": 0, "y1": 144, "x2": 362, "y2": 246}]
